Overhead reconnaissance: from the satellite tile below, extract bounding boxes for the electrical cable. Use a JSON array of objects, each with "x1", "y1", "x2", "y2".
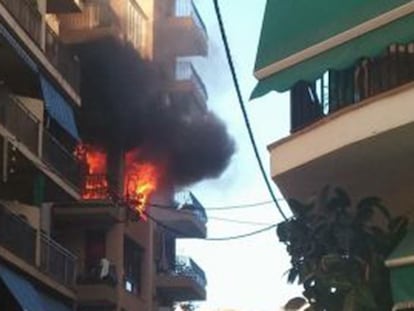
[
  {"x1": 150, "y1": 202, "x2": 275, "y2": 226},
  {"x1": 212, "y1": 0, "x2": 288, "y2": 220},
  {"x1": 207, "y1": 215, "x2": 274, "y2": 226},
  {"x1": 151, "y1": 199, "x2": 282, "y2": 211},
  {"x1": 143, "y1": 210, "x2": 277, "y2": 241},
  {"x1": 149, "y1": 203, "x2": 274, "y2": 226}
]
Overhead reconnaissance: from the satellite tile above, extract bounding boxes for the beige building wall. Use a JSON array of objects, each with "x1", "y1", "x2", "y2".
[{"x1": 0, "y1": 200, "x2": 41, "y2": 229}]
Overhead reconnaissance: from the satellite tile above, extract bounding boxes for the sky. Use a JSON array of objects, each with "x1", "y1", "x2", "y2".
[{"x1": 177, "y1": 1, "x2": 302, "y2": 310}]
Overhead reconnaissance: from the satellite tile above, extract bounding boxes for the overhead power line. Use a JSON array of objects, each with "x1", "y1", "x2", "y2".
[
  {"x1": 143, "y1": 210, "x2": 278, "y2": 241},
  {"x1": 150, "y1": 199, "x2": 284, "y2": 211},
  {"x1": 207, "y1": 215, "x2": 274, "y2": 226},
  {"x1": 149, "y1": 203, "x2": 275, "y2": 226},
  {"x1": 212, "y1": 0, "x2": 288, "y2": 220}
]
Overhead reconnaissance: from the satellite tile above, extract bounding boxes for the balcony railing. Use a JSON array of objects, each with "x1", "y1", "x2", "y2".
[
  {"x1": 0, "y1": 0, "x2": 42, "y2": 45},
  {"x1": 40, "y1": 232, "x2": 77, "y2": 287},
  {"x1": 77, "y1": 262, "x2": 117, "y2": 286},
  {"x1": 0, "y1": 204, "x2": 36, "y2": 264},
  {"x1": 60, "y1": 1, "x2": 116, "y2": 31},
  {"x1": 290, "y1": 42, "x2": 414, "y2": 132},
  {"x1": 175, "y1": 0, "x2": 207, "y2": 38},
  {"x1": 174, "y1": 256, "x2": 207, "y2": 288},
  {"x1": 0, "y1": 88, "x2": 81, "y2": 190},
  {"x1": 175, "y1": 59, "x2": 208, "y2": 103},
  {"x1": 42, "y1": 130, "x2": 81, "y2": 189},
  {"x1": 45, "y1": 25, "x2": 80, "y2": 94},
  {"x1": 0, "y1": 91, "x2": 40, "y2": 155}
]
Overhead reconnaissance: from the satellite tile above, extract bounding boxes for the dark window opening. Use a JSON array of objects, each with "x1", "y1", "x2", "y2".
[
  {"x1": 85, "y1": 230, "x2": 106, "y2": 274},
  {"x1": 123, "y1": 236, "x2": 143, "y2": 295}
]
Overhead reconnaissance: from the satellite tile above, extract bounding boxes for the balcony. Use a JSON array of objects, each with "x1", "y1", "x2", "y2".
[
  {"x1": 47, "y1": 0, "x2": 83, "y2": 14},
  {"x1": 0, "y1": 0, "x2": 80, "y2": 95},
  {"x1": 42, "y1": 130, "x2": 81, "y2": 189},
  {"x1": 58, "y1": 0, "x2": 120, "y2": 45},
  {"x1": 40, "y1": 232, "x2": 77, "y2": 287},
  {"x1": 45, "y1": 25, "x2": 80, "y2": 94},
  {"x1": 0, "y1": 203, "x2": 36, "y2": 265},
  {"x1": 76, "y1": 263, "x2": 118, "y2": 307},
  {"x1": 0, "y1": 204, "x2": 77, "y2": 290},
  {"x1": 53, "y1": 201, "x2": 126, "y2": 227},
  {"x1": 161, "y1": 0, "x2": 207, "y2": 57},
  {"x1": 0, "y1": 89, "x2": 81, "y2": 195},
  {"x1": 269, "y1": 43, "x2": 414, "y2": 213},
  {"x1": 151, "y1": 204, "x2": 207, "y2": 239},
  {"x1": 0, "y1": 0, "x2": 42, "y2": 46},
  {"x1": 170, "y1": 58, "x2": 208, "y2": 111},
  {"x1": 157, "y1": 256, "x2": 206, "y2": 302}
]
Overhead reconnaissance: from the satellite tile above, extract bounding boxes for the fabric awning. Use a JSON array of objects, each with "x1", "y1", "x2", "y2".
[
  {"x1": 252, "y1": 0, "x2": 414, "y2": 98},
  {"x1": 386, "y1": 229, "x2": 414, "y2": 311},
  {"x1": 0, "y1": 264, "x2": 44, "y2": 311},
  {"x1": 0, "y1": 24, "x2": 38, "y2": 72},
  {"x1": 40, "y1": 75, "x2": 80, "y2": 140}
]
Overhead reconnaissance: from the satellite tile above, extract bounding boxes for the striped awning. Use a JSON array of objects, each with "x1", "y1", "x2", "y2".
[
  {"x1": 0, "y1": 264, "x2": 44, "y2": 311},
  {"x1": 0, "y1": 24, "x2": 37, "y2": 72},
  {"x1": 40, "y1": 75, "x2": 80, "y2": 140},
  {"x1": 252, "y1": 0, "x2": 414, "y2": 98}
]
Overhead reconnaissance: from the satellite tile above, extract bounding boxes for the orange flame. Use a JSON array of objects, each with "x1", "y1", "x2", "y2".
[
  {"x1": 124, "y1": 150, "x2": 160, "y2": 218},
  {"x1": 75, "y1": 144, "x2": 109, "y2": 200}
]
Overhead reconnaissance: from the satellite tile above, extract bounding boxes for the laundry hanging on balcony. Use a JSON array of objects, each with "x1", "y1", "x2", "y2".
[
  {"x1": 40, "y1": 75, "x2": 80, "y2": 140},
  {"x1": 386, "y1": 228, "x2": 414, "y2": 311},
  {"x1": 0, "y1": 24, "x2": 38, "y2": 72},
  {"x1": 252, "y1": 0, "x2": 414, "y2": 98}
]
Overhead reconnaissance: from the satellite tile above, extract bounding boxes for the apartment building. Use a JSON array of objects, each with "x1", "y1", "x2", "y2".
[
  {"x1": 253, "y1": 1, "x2": 414, "y2": 310},
  {"x1": 0, "y1": 0, "x2": 208, "y2": 310}
]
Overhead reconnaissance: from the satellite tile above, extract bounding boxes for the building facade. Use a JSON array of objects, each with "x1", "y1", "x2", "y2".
[
  {"x1": 0, "y1": 0, "x2": 208, "y2": 310},
  {"x1": 254, "y1": 1, "x2": 414, "y2": 309}
]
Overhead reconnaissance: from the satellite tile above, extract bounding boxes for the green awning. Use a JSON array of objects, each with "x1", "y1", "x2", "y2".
[
  {"x1": 252, "y1": 0, "x2": 414, "y2": 98},
  {"x1": 386, "y1": 229, "x2": 414, "y2": 310}
]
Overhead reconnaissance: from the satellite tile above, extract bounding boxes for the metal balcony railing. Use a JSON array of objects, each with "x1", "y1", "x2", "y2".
[
  {"x1": 175, "y1": 59, "x2": 208, "y2": 102},
  {"x1": 40, "y1": 232, "x2": 77, "y2": 287},
  {"x1": 0, "y1": 88, "x2": 81, "y2": 190},
  {"x1": 290, "y1": 42, "x2": 414, "y2": 133},
  {"x1": 77, "y1": 262, "x2": 117, "y2": 286},
  {"x1": 61, "y1": 0, "x2": 116, "y2": 30},
  {"x1": 175, "y1": 0, "x2": 207, "y2": 38},
  {"x1": 42, "y1": 130, "x2": 81, "y2": 189},
  {"x1": 174, "y1": 256, "x2": 207, "y2": 288},
  {"x1": 0, "y1": 91, "x2": 40, "y2": 154},
  {"x1": 0, "y1": 0, "x2": 42, "y2": 45},
  {"x1": 0, "y1": 204, "x2": 36, "y2": 264},
  {"x1": 45, "y1": 25, "x2": 80, "y2": 94}
]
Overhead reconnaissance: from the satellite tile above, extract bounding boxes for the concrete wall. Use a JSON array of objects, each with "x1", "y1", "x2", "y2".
[
  {"x1": 1, "y1": 200, "x2": 40, "y2": 229},
  {"x1": 15, "y1": 96, "x2": 44, "y2": 122}
]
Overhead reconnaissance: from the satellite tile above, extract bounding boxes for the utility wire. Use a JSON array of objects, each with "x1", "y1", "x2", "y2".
[
  {"x1": 151, "y1": 199, "x2": 280, "y2": 211},
  {"x1": 144, "y1": 210, "x2": 278, "y2": 241},
  {"x1": 212, "y1": 0, "x2": 288, "y2": 220},
  {"x1": 149, "y1": 203, "x2": 274, "y2": 226},
  {"x1": 207, "y1": 215, "x2": 274, "y2": 226}
]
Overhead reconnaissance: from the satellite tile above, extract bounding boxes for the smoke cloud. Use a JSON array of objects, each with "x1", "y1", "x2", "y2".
[{"x1": 76, "y1": 38, "x2": 235, "y2": 187}]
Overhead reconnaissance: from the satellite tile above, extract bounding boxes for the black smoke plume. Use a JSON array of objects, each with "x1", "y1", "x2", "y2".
[{"x1": 75, "y1": 38, "x2": 234, "y2": 186}]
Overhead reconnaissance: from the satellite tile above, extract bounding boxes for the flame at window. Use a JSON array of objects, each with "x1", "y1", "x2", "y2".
[
  {"x1": 124, "y1": 149, "x2": 160, "y2": 218},
  {"x1": 75, "y1": 144, "x2": 109, "y2": 200}
]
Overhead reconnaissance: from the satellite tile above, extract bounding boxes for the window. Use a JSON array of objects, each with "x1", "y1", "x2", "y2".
[
  {"x1": 126, "y1": 1, "x2": 148, "y2": 54},
  {"x1": 123, "y1": 236, "x2": 143, "y2": 295}
]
